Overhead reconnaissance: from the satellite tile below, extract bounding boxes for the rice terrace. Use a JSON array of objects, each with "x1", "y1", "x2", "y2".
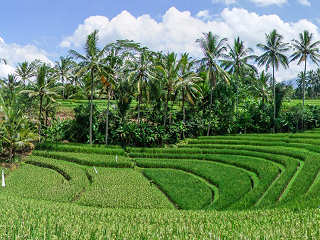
[{"x1": 2, "y1": 1, "x2": 320, "y2": 239}]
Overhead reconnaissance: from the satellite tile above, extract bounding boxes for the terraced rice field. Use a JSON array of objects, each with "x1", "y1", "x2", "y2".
[{"x1": 3, "y1": 129, "x2": 320, "y2": 238}]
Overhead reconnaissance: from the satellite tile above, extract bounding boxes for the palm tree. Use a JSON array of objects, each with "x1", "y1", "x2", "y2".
[
  {"x1": 251, "y1": 71, "x2": 272, "y2": 105},
  {"x1": 15, "y1": 60, "x2": 38, "y2": 86},
  {"x1": 222, "y1": 37, "x2": 257, "y2": 111},
  {"x1": 196, "y1": 32, "x2": 229, "y2": 135},
  {"x1": 54, "y1": 56, "x2": 74, "y2": 99},
  {"x1": 153, "y1": 52, "x2": 180, "y2": 128},
  {"x1": 21, "y1": 64, "x2": 59, "y2": 142},
  {"x1": 256, "y1": 29, "x2": 290, "y2": 133},
  {"x1": 177, "y1": 53, "x2": 201, "y2": 138},
  {"x1": 0, "y1": 93, "x2": 35, "y2": 162},
  {"x1": 0, "y1": 74, "x2": 21, "y2": 103},
  {"x1": 69, "y1": 30, "x2": 108, "y2": 144},
  {"x1": 196, "y1": 32, "x2": 229, "y2": 105},
  {"x1": 128, "y1": 48, "x2": 153, "y2": 123},
  {"x1": 290, "y1": 31, "x2": 320, "y2": 123}
]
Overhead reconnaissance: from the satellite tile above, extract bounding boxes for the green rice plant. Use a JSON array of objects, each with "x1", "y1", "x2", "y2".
[
  {"x1": 142, "y1": 168, "x2": 213, "y2": 210},
  {"x1": 0, "y1": 194, "x2": 320, "y2": 239},
  {"x1": 23, "y1": 156, "x2": 89, "y2": 202},
  {"x1": 32, "y1": 150, "x2": 134, "y2": 168},
  {"x1": 77, "y1": 168, "x2": 174, "y2": 209},
  {"x1": 131, "y1": 144, "x2": 309, "y2": 206},
  {"x1": 135, "y1": 158, "x2": 252, "y2": 210},
  {"x1": 60, "y1": 142, "x2": 123, "y2": 149},
  {"x1": 36, "y1": 142, "x2": 126, "y2": 156},
  {"x1": 2, "y1": 163, "x2": 71, "y2": 202}
]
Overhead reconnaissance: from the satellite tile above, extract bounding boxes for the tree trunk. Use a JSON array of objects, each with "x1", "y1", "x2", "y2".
[
  {"x1": 39, "y1": 94, "x2": 43, "y2": 142},
  {"x1": 45, "y1": 109, "x2": 48, "y2": 127},
  {"x1": 302, "y1": 58, "x2": 307, "y2": 130},
  {"x1": 138, "y1": 91, "x2": 141, "y2": 124},
  {"x1": 9, "y1": 143, "x2": 13, "y2": 162},
  {"x1": 207, "y1": 87, "x2": 213, "y2": 137},
  {"x1": 105, "y1": 90, "x2": 110, "y2": 145},
  {"x1": 182, "y1": 88, "x2": 185, "y2": 139},
  {"x1": 163, "y1": 89, "x2": 170, "y2": 128},
  {"x1": 89, "y1": 70, "x2": 94, "y2": 145},
  {"x1": 272, "y1": 63, "x2": 276, "y2": 134},
  {"x1": 62, "y1": 76, "x2": 65, "y2": 99}
]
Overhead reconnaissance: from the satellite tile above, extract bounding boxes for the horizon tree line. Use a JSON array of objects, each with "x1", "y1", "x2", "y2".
[{"x1": 0, "y1": 28, "x2": 320, "y2": 148}]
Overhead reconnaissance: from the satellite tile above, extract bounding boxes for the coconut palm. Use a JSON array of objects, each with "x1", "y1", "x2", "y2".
[
  {"x1": 196, "y1": 32, "x2": 229, "y2": 135},
  {"x1": 251, "y1": 71, "x2": 272, "y2": 105},
  {"x1": 291, "y1": 30, "x2": 320, "y2": 108},
  {"x1": 128, "y1": 48, "x2": 153, "y2": 123},
  {"x1": 21, "y1": 64, "x2": 59, "y2": 142},
  {"x1": 54, "y1": 56, "x2": 75, "y2": 99},
  {"x1": 196, "y1": 32, "x2": 229, "y2": 105},
  {"x1": 153, "y1": 52, "x2": 180, "y2": 128},
  {"x1": 256, "y1": 29, "x2": 290, "y2": 133},
  {"x1": 15, "y1": 60, "x2": 39, "y2": 86},
  {"x1": 0, "y1": 74, "x2": 21, "y2": 103},
  {"x1": 176, "y1": 53, "x2": 202, "y2": 138},
  {"x1": 0, "y1": 94, "x2": 35, "y2": 162},
  {"x1": 69, "y1": 30, "x2": 108, "y2": 144},
  {"x1": 222, "y1": 37, "x2": 257, "y2": 111}
]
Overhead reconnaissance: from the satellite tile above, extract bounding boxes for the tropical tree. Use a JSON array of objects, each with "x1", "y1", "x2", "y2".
[
  {"x1": 69, "y1": 30, "x2": 108, "y2": 144},
  {"x1": 222, "y1": 37, "x2": 256, "y2": 111},
  {"x1": 176, "y1": 53, "x2": 201, "y2": 137},
  {"x1": 256, "y1": 29, "x2": 290, "y2": 133},
  {"x1": 128, "y1": 48, "x2": 153, "y2": 123},
  {"x1": 0, "y1": 74, "x2": 21, "y2": 103},
  {"x1": 21, "y1": 64, "x2": 59, "y2": 141},
  {"x1": 291, "y1": 30, "x2": 320, "y2": 129},
  {"x1": 197, "y1": 32, "x2": 229, "y2": 105},
  {"x1": 0, "y1": 94, "x2": 35, "y2": 162},
  {"x1": 251, "y1": 71, "x2": 272, "y2": 105},
  {"x1": 54, "y1": 56, "x2": 75, "y2": 99},
  {"x1": 153, "y1": 52, "x2": 180, "y2": 128},
  {"x1": 196, "y1": 32, "x2": 230, "y2": 135},
  {"x1": 15, "y1": 60, "x2": 39, "y2": 86}
]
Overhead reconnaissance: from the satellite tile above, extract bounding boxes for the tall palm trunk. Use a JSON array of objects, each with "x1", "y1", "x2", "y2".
[
  {"x1": 272, "y1": 63, "x2": 276, "y2": 134},
  {"x1": 89, "y1": 70, "x2": 94, "y2": 145},
  {"x1": 302, "y1": 57, "x2": 307, "y2": 130},
  {"x1": 105, "y1": 90, "x2": 110, "y2": 145},
  {"x1": 182, "y1": 88, "x2": 185, "y2": 139},
  {"x1": 163, "y1": 89, "x2": 170, "y2": 128},
  {"x1": 138, "y1": 88, "x2": 141, "y2": 124},
  {"x1": 207, "y1": 69, "x2": 214, "y2": 136},
  {"x1": 39, "y1": 94, "x2": 43, "y2": 142}
]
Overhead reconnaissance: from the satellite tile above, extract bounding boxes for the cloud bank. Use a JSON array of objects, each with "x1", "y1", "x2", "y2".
[{"x1": 0, "y1": 38, "x2": 51, "y2": 77}]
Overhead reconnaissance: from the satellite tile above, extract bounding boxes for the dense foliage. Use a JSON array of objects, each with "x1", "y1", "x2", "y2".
[{"x1": 1, "y1": 29, "x2": 320, "y2": 153}]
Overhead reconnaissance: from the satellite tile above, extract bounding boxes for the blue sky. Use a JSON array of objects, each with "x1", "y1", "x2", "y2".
[{"x1": 0, "y1": 0, "x2": 319, "y2": 80}]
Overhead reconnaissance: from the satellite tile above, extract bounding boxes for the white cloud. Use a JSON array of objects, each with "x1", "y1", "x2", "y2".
[
  {"x1": 61, "y1": 7, "x2": 320, "y2": 82},
  {"x1": 0, "y1": 38, "x2": 52, "y2": 77},
  {"x1": 249, "y1": 0, "x2": 287, "y2": 7},
  {"x1": 297, "y1": 0, "x2": 311, "y2": 6},
  {"x1": 196, "y1": 10, "x2": 211, "y2": 20},
  {"x1": 212, "y1": 0, "x2": 237, "y2": 5}
]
